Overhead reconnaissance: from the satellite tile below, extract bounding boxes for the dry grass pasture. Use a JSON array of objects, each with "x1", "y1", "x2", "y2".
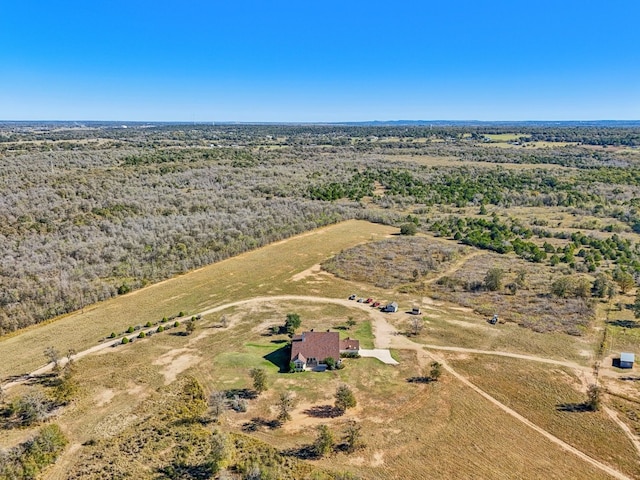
[{"x1": 1, "y1": 220, "x2": 639, "y2": 479}]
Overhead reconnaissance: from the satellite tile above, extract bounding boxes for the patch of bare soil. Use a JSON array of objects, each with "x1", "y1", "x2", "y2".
[
  {"x1": 291, "y1": 264, "x2": 322, "y2": 282},
  {"x1": 94, "y1": 388, "x2": 116, "y2": 407},
  {"x1": 152, "y1": 348, "x2": 201, "y2": 384}
]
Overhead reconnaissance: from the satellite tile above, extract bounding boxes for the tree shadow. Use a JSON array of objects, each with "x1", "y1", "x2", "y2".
[
  {"x1": 24, "y1": 372, "x2": 60, "y2": 387},
  {"x1": 607, "y1": 319, "x2": 640, "y2": 329},
  {"x1": 282, "y1": 445, "x2": 319, "y2": 460},
  {"x1": 303, "y1": 405, "x2": 342, "y2": 418},
  {"x1": 556, "y1": 402, "x2": 592, "y2": 412},
  {"x1": 270, "y1": 339, "x2": 288, "y2": 344},
  {"x1": 242, "y1": 416, "x2": 281, "y2": 432},
  {"x1": 263, "y1": 345, "x2": 291, "y2": 373},
  {"x1": 620, "y1": 376, "x2": 640, "y2": 381},
  {"x1": 407, "y1": 376, "x2": 434, "y2": 384},
  {"x1": 156, "y1": 462, "x2": 214, "y2": 480},
  {"x1": 224, "y1": 388, "x2": 257, "y2": 400}
]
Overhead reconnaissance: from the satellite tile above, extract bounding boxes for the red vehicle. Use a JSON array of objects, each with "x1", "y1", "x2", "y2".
[
  {"x1": 365, "y1": 298, "x2": 373, "y2": 304},
  {"x1": 372, "y1": 301, "x2": 381, "y2": 307}
]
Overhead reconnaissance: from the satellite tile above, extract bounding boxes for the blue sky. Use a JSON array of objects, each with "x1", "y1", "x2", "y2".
[{"x1": 1, "y1": 1, "x2": 638, "y2": 121}]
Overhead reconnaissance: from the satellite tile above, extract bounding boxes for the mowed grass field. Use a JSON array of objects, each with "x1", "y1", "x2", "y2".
[{"x1": 2, "y1": 219, "x2": 639, "y2": 479}]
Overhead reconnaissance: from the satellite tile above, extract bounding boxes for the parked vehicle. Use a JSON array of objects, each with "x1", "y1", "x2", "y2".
[
  {"x1": 365, "y1": 298, "x2": 373, "y2": 304},
  {"x1": 348, "y1": 294, "x2": 357, "y2": 300},
  {"x1": 490, "y1": 314, "x2": 498, "y2": 325},
  {"x1": 411, "y1": 307, "x2": 421, "y2": 315},
  {"x1": 372, "y1": 301, "x2": 381, "y2": 307},
  {"x1": 357, "y1": 298, "x2": 364, "y2": 303}
]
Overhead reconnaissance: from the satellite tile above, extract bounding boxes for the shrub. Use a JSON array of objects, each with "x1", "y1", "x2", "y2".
[
  {"x1": 400, "y1": 223, "x2": 418, "y2": 236},
  {"x1": 484, "y1": 268, "x2": 504, "y2": 291},
  {"x1": 145, "y1": 321, "x2": 152, "y2": 328},
  {"x1": 138, "y1": 331, "x2": 146, "y2": 338},
  {"x1": 157, "y1": 326, "x2": 164, "y2": 333},
  {"x1": 122, "y1": 337, "x2": 129, "y2": 344},
  {"x1": 230, "y1": 395, "x2": 247, "y2": 412},
  {"x1": 161, "y1": 316, "x2": 168, "y2": 323},
  {"x1": 174, "y1": 321, "x2": 180, "y2": 328},
  {"x1": 178, "y1": 311, "x2": 185, "y2": 317},
  {"x1": 109, "y1": 332, "x2": 116, "y2": 338},
  {"x1": 127, "y1": 326, "x2": 134, "y2": 333},
  {"x1": 323, "y1": 357, "x2": 336, "y2": 370}
]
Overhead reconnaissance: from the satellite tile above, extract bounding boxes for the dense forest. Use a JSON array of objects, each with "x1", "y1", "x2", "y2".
[{"x1": 1, "y1": 123, "x2": 639, "y2": 334}]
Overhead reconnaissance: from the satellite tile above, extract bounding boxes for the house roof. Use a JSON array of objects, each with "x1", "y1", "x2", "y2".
[
  {"x1": 291, "y1": 331, "x2": 340, "y2": 363},
  {"x1": 621, "y1": 352, "x2": 635, "y2": 363},
  {"x1": 292, "y1": 353, "x2": 306, "y2": 363},
  {"x1": 340, "y1": 337, "x2": 360, "y2": 351}
]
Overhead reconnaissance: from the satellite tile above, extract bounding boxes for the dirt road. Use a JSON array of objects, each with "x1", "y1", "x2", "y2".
[{"x1": 3, "y1": 294, "x2": 635, "y2": 479}]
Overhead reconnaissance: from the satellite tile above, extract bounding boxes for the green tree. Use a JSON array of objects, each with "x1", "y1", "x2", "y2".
[
  {"x1": 429, "y1": 361, "x2": 443, "y2": 381},
  {"x1": 551, "y1": 276, "x2": 573, "y2": 298},
  {"x1": 284, "y1": 313, "x2": 301, "y2": 336},
  {"x1": 249, "y1": 367, "x2": 268, "y2": 394},
  {"x1": 335, "y1": 385, "x2": 356, "y2": 413},
  {"x1": 592, "y1": 274, "x2": 612, "y2": 298},
  {"x1": 573, "y1": 277, "x2": 591, "y2": 298},
  {"x1": 185, "y1": 319, "x2": 196, "y2": 335},
  {"x1": 586, "y1": 384, "x2": 601, "y2": 411},
  {"x1": 484, "y1": 268, "x2": 504, "y2": 291},
  {"x1": 53, "y1": 369, "x2": 78, "y2": 405},
  {"x1": 346, "y1": 317, "x2": 356, "y2": 329},
  {"x1": 276, "y1": 391, "x2": 296, "y2": 423},
  {"x1": 206, "y1": 430, "x2": 228, "y2": 474},
  {"x1": 615, "y1": 271, "x2": 635, "y2": 294},
  {"x1": 313, "y1": 424, "x2": 334, "y2": 457},
  {"x1": 342, "y1": 421, "x2": 363, "y2": 453}
]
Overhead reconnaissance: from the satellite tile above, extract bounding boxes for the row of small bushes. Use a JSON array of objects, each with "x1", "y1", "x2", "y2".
[{"x1": 107, "y1": 313, "x2": 203, "y2": 341}]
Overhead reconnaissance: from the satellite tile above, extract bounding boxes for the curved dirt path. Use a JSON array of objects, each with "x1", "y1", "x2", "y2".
[{"x1": 2, "y1": 294, "x2": 634, "y2": 479}]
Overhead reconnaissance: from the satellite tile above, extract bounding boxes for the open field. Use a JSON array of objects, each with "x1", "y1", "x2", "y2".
[{"x1": 2, "y1": 219, "x2": 639, "y2": 479}]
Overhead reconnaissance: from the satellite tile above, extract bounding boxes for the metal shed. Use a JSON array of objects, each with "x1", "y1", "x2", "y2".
[{"x1": 620, "y1": 352, "x2": 635, "y2": 369}]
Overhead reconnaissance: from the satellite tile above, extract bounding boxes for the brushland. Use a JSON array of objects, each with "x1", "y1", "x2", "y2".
[{"x1": 1, "y1": 124, "x2": 640, "y2": 479}]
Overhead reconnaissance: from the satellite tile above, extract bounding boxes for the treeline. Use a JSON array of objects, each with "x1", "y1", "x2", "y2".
[
  {"x1": 309, "y1": 166, "x2": 598, "y2": 208},
  {"x1": 429, "y1": 216, "x2": 640, "y2": 274}
]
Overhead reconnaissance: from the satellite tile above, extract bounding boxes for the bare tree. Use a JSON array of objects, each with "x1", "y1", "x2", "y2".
[
  {"x1": 409, "y1": 317, "x2": 423, "y2": 336},
  {"x1": 209, "y1": 391, "x2": 227, "y2": 421},
  {"x1": 44, "y1": 347, "x2": 61, "y2": 371}
]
